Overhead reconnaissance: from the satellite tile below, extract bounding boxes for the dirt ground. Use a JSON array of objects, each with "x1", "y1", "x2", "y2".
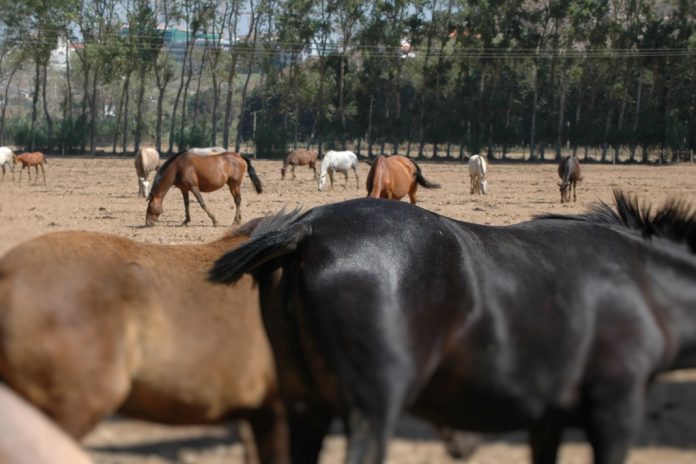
[{"x1": 1, "y1": 156, "x2": 696, "y2": 463}]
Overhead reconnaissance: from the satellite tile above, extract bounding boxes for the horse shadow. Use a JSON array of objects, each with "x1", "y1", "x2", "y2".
[{"x1": 87, "y1": 376, "x2": 696, "y2": 460}]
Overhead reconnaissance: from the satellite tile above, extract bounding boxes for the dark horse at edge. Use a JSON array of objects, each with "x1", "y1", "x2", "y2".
[{"x1": 210, "y1": 192, "x2": 696, "y2": 464}]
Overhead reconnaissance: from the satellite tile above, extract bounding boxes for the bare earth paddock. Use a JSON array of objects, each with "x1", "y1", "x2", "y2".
[{"x1": 1, "y1": 156, "x2": 696, "y2": 463}]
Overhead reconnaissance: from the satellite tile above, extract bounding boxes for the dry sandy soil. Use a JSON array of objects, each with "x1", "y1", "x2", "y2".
[{"x1": 1, "y1": 156, "x2": 696, "y2": 463}]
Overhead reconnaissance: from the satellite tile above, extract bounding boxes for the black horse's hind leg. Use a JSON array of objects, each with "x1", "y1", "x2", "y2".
[
  {"x1": 191, "y1": 187, "x2": 218, "y2": 226},
  {"x1": 285, "y1": 406, "x2": 332, "y2": 464},
  {"x1": 181, "y1": 190, "x2": 191, "y2": 225},
  {"x1": 584, "y1": 385, "x2": 646, "y2": 464},
  {"x1": 246, "y1": 399, "x2": 290, "y2": 464},
  {"x1": 529, "y1": 416, "x2": 564, "y2": 464}
]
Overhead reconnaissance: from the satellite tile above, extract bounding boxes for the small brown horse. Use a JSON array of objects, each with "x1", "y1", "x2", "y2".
[
  {"x1": 146, "y1": 151, "x2": 263, "y2": 227},
  {"x1": 281, "y1": 148, "x2": 317, "y2": 180},
  {"x1": 558, "y1": 155, "x2": 582, "y2": 203},
  {"x1": 15, "y1": 151, "x2": 47, "y2": 184},
  {"x1": 0, "y1": 220, "x2": 287, "y2": 463},
  {"x1": 366, "y1": 155, "x2": 440, "y2": 204}
]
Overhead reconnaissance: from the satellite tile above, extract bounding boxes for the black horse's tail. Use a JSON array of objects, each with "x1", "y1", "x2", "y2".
[
  {"x1": 410, "y1": 158, "x2": 441, "y2": 189},
  {"x1": 209, "y1": 209, "x2": 307, "y2": 285},
  {"x1": 241, "y1": 155, "x2": 263, "y2": 194}
]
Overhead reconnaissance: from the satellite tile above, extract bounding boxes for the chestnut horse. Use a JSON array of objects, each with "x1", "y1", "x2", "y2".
[
  {"x1": 0, "y1": 220, "x2": 287, "y2": 463},
  {"x1": 558, "y1": 155, "x2": 582, "y2": 203},
  {"x1": 146, "y1": 151, "x2": 263, "y2": 227},
  {"x1": 366, "y1": 155, "x2": 440, "y2": 204},
  {"x1": 281, "y1": 148, "x2": 317, "y2": 180},
  {"x1": 134, "y1": 146, "x2": 160, "y2": 197},
  {"x1": 16, "y1": 151, "x2": 47, "y2": 184}
]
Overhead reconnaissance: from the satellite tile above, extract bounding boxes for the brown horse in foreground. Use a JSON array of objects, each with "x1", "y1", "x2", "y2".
[
  {"x1": 366, "y1": 155, "x2": 440, "y2": 204},
  {"x1": 16, "y1": 151, "x2": 47, "y2": 184},
  {"x1": 281, "y1": 148, "x2": 317, "y2": 180},
  {"x1": 0, "y1": 384, "x2": 92, "y2": 464},
  {"x1": 0, "y1": 220, "x2": 286, "y2": 463},
  {"x1": 146, "y1": 151, "x2": 263, "y2": 227}
]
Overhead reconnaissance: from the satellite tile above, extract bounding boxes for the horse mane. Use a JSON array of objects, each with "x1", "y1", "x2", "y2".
[
  {"x1": 224, "y1": 216, "x2": 267, "y2": 238},
  {"x1": 537, "y1": 190, "x2": 696, "y2": 253},
  {"x1": 147, "y1": 150, "x2": 188, "y2": 201}
]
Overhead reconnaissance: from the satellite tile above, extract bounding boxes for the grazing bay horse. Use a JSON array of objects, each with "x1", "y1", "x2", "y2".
[
  {"x1": 281, "y1": 148, "x2": 318, "y2": 180},
  {"x1": 134, "y1": 146, "x2": 160, "y2": 197},
  {"x1": 366, "y1": 155, "x2": 440, "y2": 204},
  {"x1": 210, "y1": 191, "x2": 696, "y2": 464},
  {"x1": 558, "y1": 155, "x2": 581, "y2": 203},
  {"x1": 317, "y1": 150, "x2": 359, "y2": 191},
  {"x1": 0, "y1": 146, "x2": 16, "y2": 181},
  {"x1": 146, "y1": 151, "x2": 263, "y2": 227},
  {"x1": 468, "y1": 154, "x2": 488, "y2": 194},
  {"x1": 0, "y1": 220, "x2": 287, "y2": 463},
  {"x1": 15, "y1": 151, "x2": 47, "y2": 184}
]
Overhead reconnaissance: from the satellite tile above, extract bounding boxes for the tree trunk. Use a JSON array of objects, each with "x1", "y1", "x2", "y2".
[
  {"x1": 40, "y1": 61, "x2": 53, "y2": 152},
  {"x1": 134, "y1": 67, "x2": 147, "y2": 154},
  {"x1": 0, "y1": 61, "x2": 20, "y2": 144},
  {"x1": 122, "y1": 72, "x2": 132, "y2": 154},
  {"x1": 30, "y1": 60, "x2": 41, "y2": 151}
]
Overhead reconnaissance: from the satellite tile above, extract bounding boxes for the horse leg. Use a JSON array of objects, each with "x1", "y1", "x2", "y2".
[
  {"x1": 573, "y1": 181, "x2": 577, "y2": 202},
  {"x1": 40, "y1": 164, "x2": 46, "y2": 184},
  {"x1": 583, "y1": 383, "x2": 646, "y2": 464},
  {"x1": 328, "y1": 169, "x2": 334, "y2": 190},
  {"x1": 228, "y1": 182, "x2": 242, "y2": 224},
  {"x1": 528, "y1": 414, "x2": 564, "y2": 464},
  {"x1": 291, "y1": 165, "x2": 296, "y2": 180},
  {"x1": 408, "y1": 186, "x2": 418, "y2": 205},
  {"x1": 286, "y1": 406, "x2": 332, "y2": 464},
  {"x1": 191, "y1": 187, "x2": 218, "y2": 226},
  {"x1": 353, "y1": 167, "x2": 360, "y2": 189},
  {"x1": 311, "y1": 164, "x2": 317, "y2": 180},
  {"x1": 244, "y1": 399, "x2": 289, "y2": 464},
  {"x1": 181, "y1": 190, "x2": 191, "y2": 225}
]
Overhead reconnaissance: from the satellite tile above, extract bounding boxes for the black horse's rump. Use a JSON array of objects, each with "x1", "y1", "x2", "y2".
[{"x1": 209, "y1": 192, "x2": 696, "y2": 464}]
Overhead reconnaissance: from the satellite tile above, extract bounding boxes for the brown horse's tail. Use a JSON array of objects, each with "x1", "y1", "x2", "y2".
[
  {"x1": 410, "y1": 159, "x2": 440, "y2": 189},
  {"x1": 241, "y1": 155, "x2": 263, "y2": 194}
]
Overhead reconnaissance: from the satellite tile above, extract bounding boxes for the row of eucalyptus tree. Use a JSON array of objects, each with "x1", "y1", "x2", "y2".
[{"x1": 0, "y1": 0, "x2": 693, "y2": 160}]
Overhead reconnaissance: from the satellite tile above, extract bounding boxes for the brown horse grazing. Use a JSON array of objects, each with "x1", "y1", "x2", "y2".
[
  {"x1": 281, "y1": 148, "x2": 317, "y2": 180},
  {"x1": 366, "y1": 155, "x2": 440, "y2": 204},
  {"x1": 15, "y1": 151, "x2": 47, "y2": 184},
  {"x1": 0, "y1": 384, "x2": 92, "y2": 464},
  {"x1": 558, "y1": 155, "x2": 582, "y2": 203},
  {"x1": 0, "y1": 220, "x2": 287, "y2": 463},
  {"x1": 146, "y1": 151, "x2": 263, "y2": 227}
]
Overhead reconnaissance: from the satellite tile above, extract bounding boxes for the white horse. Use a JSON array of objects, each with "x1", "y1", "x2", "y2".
[
  {"x1": 318, "y1": 150, "x2": 359, "y2": 191},
  {"x1": 0, "y1": 146, "x2": 16, "y2": 181},
  {"x1": 134, "y1": 147, "x2": 160, "y2": 197},
  {"x1": 188, "y1": 146, "x2": 227, "y2": 156},
  {"x1": 468, "y1": 154, "x2": 488, "y2": 195}
]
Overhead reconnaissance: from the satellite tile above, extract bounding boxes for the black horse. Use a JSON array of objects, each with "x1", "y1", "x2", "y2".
[{"x1": 210, "y1": 192, "x2": 696, "y2": 464}]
